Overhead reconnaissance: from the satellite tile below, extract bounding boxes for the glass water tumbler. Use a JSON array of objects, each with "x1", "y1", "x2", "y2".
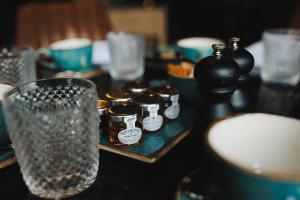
[
  {"x1": 107, "y1": 32, "x2": 145, "y2": 81},
  {"x1": 0, "y1": 46, "x2": 36, "y2": 85},
  {"x1": 262, "y1": 29, "x2": 300, "y2": 85},
  {"x1": 3, "y1": 78, "x2": 99, "y2": 199}
]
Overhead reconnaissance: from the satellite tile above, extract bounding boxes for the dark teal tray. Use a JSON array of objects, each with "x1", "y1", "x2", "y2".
[{"x1": 99, "y1": 105, "x2": 196, "y2": 163}]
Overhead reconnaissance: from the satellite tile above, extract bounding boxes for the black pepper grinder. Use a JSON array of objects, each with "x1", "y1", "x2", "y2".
[
  {"x1": 222, "y1": 37, "x2": 255, "y2": 112},
  {"x1": 194, "y1": 44, "x2": 240, "y2": 123}
]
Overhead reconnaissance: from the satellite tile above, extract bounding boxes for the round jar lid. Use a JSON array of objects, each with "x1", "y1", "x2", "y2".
[
  {"x1": 108, "y1": 104, "x2": 143, "y2": 122},
  {"x1": 153, "y1": 84, "x2": 179, "y2": 100},
  {"x1": 106, "y1": 90, "x2": 133, "y2": 104},
  {"x1": 134, "y1": 93, "x2": 162, "y2": 108},
  {"x1": 124, "y1": 81, "x2": 150, "y2": 94},
  {"x1": 98, "y1": 99, "x2": 109, "y2": 116}
]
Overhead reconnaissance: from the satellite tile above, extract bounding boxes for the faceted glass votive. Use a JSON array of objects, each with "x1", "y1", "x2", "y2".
[
  {"x1": 0, "y1": 46, "x2": 36, "y2": 85},
  {"x1": 262, "y1": 29, "x2": 300, "y2": 86},
  {"x1": 3, "y1": 78, "x2": 99, "y2": 199},
  {"x1": 107, "y1": 32, "x2": 145, "y2": 81}
]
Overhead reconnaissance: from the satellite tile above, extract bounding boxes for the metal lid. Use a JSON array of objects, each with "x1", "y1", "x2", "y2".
[
  {"x1": 106, "y1": 90, "x2": 133, "y2": 104},
  {"x1": 212, "y1": 44, "x2": 224, "y2": 57},
  {"x1": 98, "y1": 100, "x2": 109, "y2": 116},
  {"x1": 153, "y1": 84, "x2": 179, "y2": 100},
  {"x1": 108, "y1": 104, "x2": 143, "y2": 122},
  {"x1": 229, "y1": 37, "x2": 240, "y2": 50},
  {"x1": 134, "y1": 93, "x2": 162, "y2": 109},
  {"x1": 124, "y1": 80, "x2": 150, "y2": 94}
]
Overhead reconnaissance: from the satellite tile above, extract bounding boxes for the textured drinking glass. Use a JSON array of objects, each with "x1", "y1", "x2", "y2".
[
  {"x1": 262, "y1": 29, "x2": 300, "y2": 85},
  {"x1": 0, "y1": 46, "x2": 36, "y2": 85},
  {"x1": 3, "y1": 78, "x2": 99, "y2": 199},
  {"x1": 107, "y1": 32, "x2": 145, "y2": 80}
]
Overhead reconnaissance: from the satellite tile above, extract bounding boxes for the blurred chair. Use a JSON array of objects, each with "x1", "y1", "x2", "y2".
[
  {"x1": 289, "y1": 0, "x2": 300, "y2": 29},
  {"x1": 16, "y1": 0, "x2": 112, "y2": 49},
  {"x1": 108, "y1": 6, "x2": 168, "y2": 45}
]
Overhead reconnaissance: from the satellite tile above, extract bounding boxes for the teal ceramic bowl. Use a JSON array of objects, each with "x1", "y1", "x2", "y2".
[
  {"x1": 168, "y1": 74, "x2": 199, "y2": 105},
  {"x1": 167, "y1": 59, "x2": 199, "y2": 104},
  {"x1": 207, "y1": 113, "x2": 300, "y2": 200},
  {"x1": 0, "y1": 84, "x2": 14, "y2": 147},
  {"x1": 177, "y1": 37, "x2": 223, "y2": 62},
  {"x1": 49, "y1": 38, "x2": 94, "y2": 72}
]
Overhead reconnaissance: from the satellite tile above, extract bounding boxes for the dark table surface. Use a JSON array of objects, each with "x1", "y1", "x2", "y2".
[{"x1": 0, "y1": 60, "x2": 299, "y2": 200}]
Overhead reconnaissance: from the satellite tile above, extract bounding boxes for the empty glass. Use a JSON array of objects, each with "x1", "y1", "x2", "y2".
[
  {"x1": 3, "y1": 78, "x2": 99, "y2": 199},
  {"x1": 262, "y1": 29, "x2": 300, "y2": 85},
  {"x1": 0, "y1": 46, "x2": 36, "y2": 85},
  {"x1": 107, "y1": 32, "x2": 145, "y2": 80}
]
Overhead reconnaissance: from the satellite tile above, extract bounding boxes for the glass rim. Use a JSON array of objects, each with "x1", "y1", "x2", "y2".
[
  {"x1": 3, "y1": 77, "x2": 97, "y2": 103},
  {"x1": 263, "y1": 28, "x2": 300, "y2": 37},
  {"x1": 0, "y1": 45, "x2": 33, "y2": 58},
  {"x1": 107, "y1": 31, "x2": 144, "y2": 38}
]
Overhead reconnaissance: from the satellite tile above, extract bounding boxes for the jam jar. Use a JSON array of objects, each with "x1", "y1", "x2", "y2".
[
  {"x1": 134, "y1": 93, "x2": 164, "y2": 132},
  {"x1": 153, "y1": 84, "x2": 180, "y2": 120},
  {"x1": 123, "y1": 80, "x2": 150, "y2": 96},
  {"x1": 108, "y1": 104, "x2": 143, "y2": 146},
  {"x1": 98, "y1": 100, "x2": 109, "y2": 138},
  {"x1": 105, "y1": 90, "x2": 133, "y2": 106}
]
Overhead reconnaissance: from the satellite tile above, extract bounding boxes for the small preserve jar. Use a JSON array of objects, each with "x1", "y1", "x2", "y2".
[
  {"x1": 106, "y1": 90, "x2": 133, "y2": 106},
  {"x1": 153, "y1": 84, "x2": 180, "y2": 120},
  {"x1": 98, "y1": 100, "x2": 109, "y2": 138},
  {"x1": 108, "y1": 104, "x2": 143, "y2": 146},
  {"x1": 134, "y1": 93, "x2": 164, "y2": 132},
  {"x1": 123, "y1": 80, "x2": 150, "y2": 96}
]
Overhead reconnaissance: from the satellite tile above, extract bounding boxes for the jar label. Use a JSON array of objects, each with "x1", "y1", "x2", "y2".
[
  {"x1": 170, "y1": 94, "x2": 179, "y2": 105},
  {"x1": 143, "y1": 115, "x2": 163, "y2": 132},
  {"x1": 142, "y1": 104, "x2": 163, "y2": 131},
  {"x1": 118, "y1": 116, "x2": 142, "y2": 145},
  {"x1": 164, "y1": 94, "x2": 180, "y2": 119}
]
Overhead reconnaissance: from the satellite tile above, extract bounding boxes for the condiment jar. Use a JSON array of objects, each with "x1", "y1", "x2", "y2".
[
  {"x1": 134, "y1": 93, "x2": 164, "y2": 132},
  {"x1": 153, "y1": 84, "x2": 180, "y2": 120},
  {"x1": 108, "y1": 104, "x2": 143, "y2": 146},
  {"x1": 105, "y1": 90, "x2": 133, "y2": 106},
  {"x1": 123, "y1": 80, "x2": 150, "y2": 96},
  {"x1": 98, "y1": 100, "x2": 109, "y2": 138}
]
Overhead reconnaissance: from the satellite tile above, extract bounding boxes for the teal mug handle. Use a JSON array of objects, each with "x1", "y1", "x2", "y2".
[{"x1": 36, "y1": 48, "x2": 58, "y2": 70}]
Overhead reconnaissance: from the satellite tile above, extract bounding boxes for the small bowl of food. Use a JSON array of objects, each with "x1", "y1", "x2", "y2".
[{"x1": 167, "y1": 58, "x2": 199, "y2": 104}]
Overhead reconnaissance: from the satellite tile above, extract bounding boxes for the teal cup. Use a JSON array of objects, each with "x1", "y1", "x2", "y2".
[
  {"x1": 177, "y1": 37, "x2": 223, "y2": 62},
  {"x1": 0, "y1": 84, "x2": 14, "y2": 148},
  {"x1": 42, "y1": 38, "x2": 94, "y2": 72},
  {"x1": 207, "y1": 113, "x2": 300, "y2": 200}
]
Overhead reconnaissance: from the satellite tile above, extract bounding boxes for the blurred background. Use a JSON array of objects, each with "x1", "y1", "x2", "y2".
[{"x1": 1, "y1": 0, "x2": 299, "y2": 47}]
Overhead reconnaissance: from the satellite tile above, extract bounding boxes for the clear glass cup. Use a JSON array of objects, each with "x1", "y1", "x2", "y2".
[
  {"x1": 2, "y1": 78, "x2": 99, "y2": 199},
  {"x1": 262, "y1": 29, "x2": 300, "y2": 85},
  {"x1": 107, "y1": 32, "x2": 145, "y2": 81},
  {"x1": 0, "y1": 46, "x2": 37, "y2": 85}
]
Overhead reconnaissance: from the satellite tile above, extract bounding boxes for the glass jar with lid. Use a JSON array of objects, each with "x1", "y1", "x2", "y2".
[
  {"x1": 98, "y1": 100, "x2": 109, "y2": 138},
  {"x1": 105, "y1": 90, "x2": 133, "y2": 106},
  {"x1": 108, "y1": 104, "x2": 143, "y2": 146},
  {"x1": 123, "y1": 80, "x2": 150, "y2": 96},
  {"x1": 153, "y1": 84, "x2": 180, "y2": 120},
  {"x1": 134, "y1": 93, "x2": 164, "y2": 132}
]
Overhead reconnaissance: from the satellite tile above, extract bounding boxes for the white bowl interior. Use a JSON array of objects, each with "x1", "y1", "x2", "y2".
[
  {"x1": 0, "y1": 84, "x2": 13, "y2": 101},
  {"x1": 50, "y1": 38, "x2": 91, "y2": 50},
  {"x1": 177, "y1": 37, "x2": 223, "y2": 49},
  {"x1": 208, "y1": 114, "x2": 300, "y2": 176}
]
